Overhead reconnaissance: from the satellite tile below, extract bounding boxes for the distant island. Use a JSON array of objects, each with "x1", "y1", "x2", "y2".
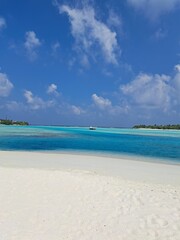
[
  {"x1": 0, "y1": 119, "x2": 29, "y2": 126},
  {"x1": 133, "y1": 124, "x2": 180, "y2": 130}
]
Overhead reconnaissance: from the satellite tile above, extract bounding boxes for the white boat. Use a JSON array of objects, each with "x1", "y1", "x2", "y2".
[{"x1": 89, "y1": 126, "x2": 96, "y2": 130}]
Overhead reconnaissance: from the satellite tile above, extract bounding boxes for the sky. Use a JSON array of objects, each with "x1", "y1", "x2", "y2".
[{"x1": 0, "y1": 0, "x2": 180, "y2": 127}]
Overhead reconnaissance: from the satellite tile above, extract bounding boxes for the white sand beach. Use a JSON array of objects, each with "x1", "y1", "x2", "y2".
[{"x1": 0, "y1": 151, "x2": 180, "y2": 240}]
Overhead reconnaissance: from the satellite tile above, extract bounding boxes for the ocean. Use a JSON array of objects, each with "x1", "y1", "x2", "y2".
[{"x1": 0, "y1": 125, "x2": 180, "y2": 162}]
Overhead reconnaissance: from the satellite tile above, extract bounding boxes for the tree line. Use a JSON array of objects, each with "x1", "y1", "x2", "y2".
[
  {"x1": 0, "y1": 119, "x2": 29, "y2": 126},
  {"x1": 133, "y1": 124, "x2": 180, "y2": 130}
]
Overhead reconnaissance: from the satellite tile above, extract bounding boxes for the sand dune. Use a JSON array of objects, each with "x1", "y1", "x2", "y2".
[{"x1": 0, "y1": 151, "x2": 180, "y2": 240}]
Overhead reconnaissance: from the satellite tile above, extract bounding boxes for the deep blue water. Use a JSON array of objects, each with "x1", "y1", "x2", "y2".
[{"x1": 0, "y1": 125, "x2": 180, "y2": 162}]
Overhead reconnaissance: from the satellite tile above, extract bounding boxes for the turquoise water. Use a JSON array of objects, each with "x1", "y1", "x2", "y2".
[{"x1": 0, "y1": 125, "x2": 180, "y2": 162}]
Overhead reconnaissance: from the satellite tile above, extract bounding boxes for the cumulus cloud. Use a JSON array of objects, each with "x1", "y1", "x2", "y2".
[
  {"x1": 120, "y1": 65, "x2": 180, "y2": 112},
  {"x1": 92, "y1": 93, "x2": 112, "y2": 110},
  {"x1": 0, "y1": 17, "x2": 6, "y2": 30},
  {"x1": 24, "y1": 31, "x2": 41, "y2": 60},
  {"x1": 47, "y1": 83, "x2": 59, "y2": 96},
  {"x1": 71, "y1": 105, "x2": 85, "y2": 115},
  {"x1": 24, "y1": 90, "x2": 54, "y2": 110},
  {"x1": 57, "y1": 4, "x2": 119, "y2": 64},
  {"x1": 121, "y1": 73, "x2": 171, "y2": 110},
  {"x1": 127, "y1": 0, "x2": 180, "y2": 20},
  {"x1": 0, "y1": 73, "x2": 13, "y2": 97}
]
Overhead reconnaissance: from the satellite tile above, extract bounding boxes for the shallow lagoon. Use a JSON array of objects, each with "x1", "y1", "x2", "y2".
[{"x1": 0, "y1": 125, "x2": 180, "y2": 162}]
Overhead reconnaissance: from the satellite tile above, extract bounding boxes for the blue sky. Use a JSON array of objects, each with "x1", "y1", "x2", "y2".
[{"x1": 0, "y1": 0, "x2": 180, "y2": 127}]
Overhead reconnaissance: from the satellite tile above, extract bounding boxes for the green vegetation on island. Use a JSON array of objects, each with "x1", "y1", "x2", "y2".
[
  {"x1": 0, "y1": 119, "x2": 29, "y2": 126},
  {"x1": 133, "y1": 124, "x2": 180, "y2": 130}
]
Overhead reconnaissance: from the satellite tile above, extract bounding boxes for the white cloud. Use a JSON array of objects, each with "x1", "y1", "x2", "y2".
[
  {"x1": 0, "y1": 17, "x2": 6, "y2": 30},
  {"x1": 58, "y1": 4, "x2": 119, "y2": 64},
  {"x1": 71, "y1": 105, "x2": 85, "y2": 115},
  {"x1": 24, "y1": 31, "x2": 41, "y2": 60},
  {"x1": 120, "y1": 65, "x2": 180, "y2": 112},
  {"x1": 121, "y1": 73, "x2": 171, "y2": 110},
  {"x1": 0, "y1": 73, "x2": 13, "y2": 97},
  {"x1": 24, "y1": 90, "x2": 54, "y2": 110},
  {"x1": 47, "y1": 83, "x2": 59, "y2": 96},
  {"x1": 92, "y1": 93, "x2": 112, "y2": 110},
  {"x1": 175, "y1": 64, "x2": 180, "y2": 72},
  {"x1": 127, "y1": 0, "x2": 180, "y2": 19}
]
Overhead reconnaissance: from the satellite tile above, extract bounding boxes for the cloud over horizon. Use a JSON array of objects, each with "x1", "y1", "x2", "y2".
[
  {"x1": 24, "y1": 90, "x2": 54, "y2": 110},
  {"x1": 120, "y1": 64, "x2": 180, "y2": 112},
  {"x1": 92, "y1": 93, "x2": 112, "y2": 110},
  {"x1": 0, "y1": 73, "x2": 13, "y2": 97},
  {"x1": 71, "y1": 105, "x2": 85, "y2": 115}
]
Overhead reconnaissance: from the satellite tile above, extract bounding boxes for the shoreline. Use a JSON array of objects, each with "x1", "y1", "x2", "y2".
[
  {"x1": 1, "y1": 150, "x2": 180, "y2": 185},
  {"x1": 1, "y1": 149, "x2": 180, "y2": 165}
]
